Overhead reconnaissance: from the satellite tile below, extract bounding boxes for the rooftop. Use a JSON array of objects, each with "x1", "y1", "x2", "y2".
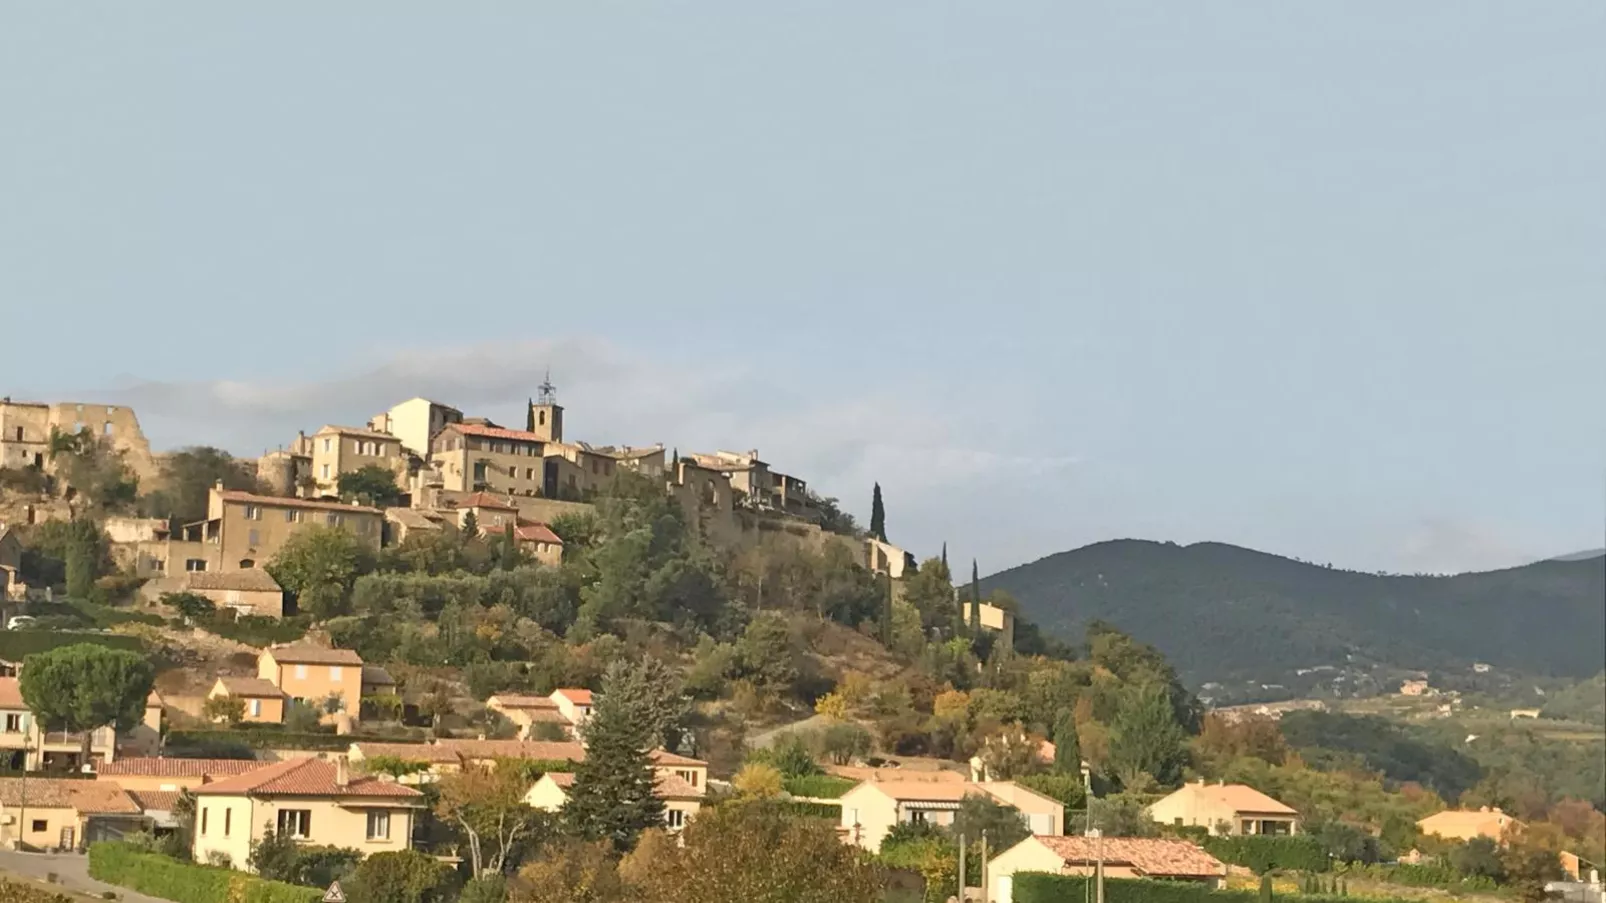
[
  {"x1": 265, "y1": 644, "x2": 364, "y2": 666},
  {"x1": 447, "y1": 423, "x2": 548, "y2": 444},
  {"x1": 127, "y1": 790, "x2": 184, "y2": 813},
  {"x1": 0, "y1": 778, "x2": 140, "y2": 814},
  {"x1": 0, "y1": 677, "x2": 24, "y2": 709},
  {"x1": 316, "y1": 425, "x2": 400, "y2": 441},
  {"x1": 437, "y1": 739, "x2": 587, "y2": 762},
  {"x1": 488, "y1": 694, "x2": 561, "y2": 710},
  {"x1": 351, "y1": 743, "x2": 463, "y2": 766},
  {"x1": 1172, "y1": 781, "x2": 1298, "y2": 815},
  {"x1": 218, "y1": 490, "x2": 381, "y2": 516},
  {"x1": 192, "y1": 758, "x2": 422, "y2": 800},
  {"x1": 187, "y1": 569, "x2": 283, "y2": 593},
  {"x1": 1034, "y1": 836, "x2": 1226, "y2": 878},
  {"x1": 457, "y1": 491, "x2": 519, "y2": 510},
  {"x1": 648, "y1": 749, "x2": 707, "y2": 767},
  {"x1": 214, "y1": 676, "x2": 285, "y2": 698},
  {"x1": 97, "y1": 757, "x2": 268, "y2": 779},
  {"x1": 552, "y1": 688, "x2": 593, "y2": 705}
]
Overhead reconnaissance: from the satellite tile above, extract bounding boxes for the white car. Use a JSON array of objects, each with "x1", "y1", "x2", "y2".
[{"x1": 5, "y1": 616, "x2": 37, "y2": 630}]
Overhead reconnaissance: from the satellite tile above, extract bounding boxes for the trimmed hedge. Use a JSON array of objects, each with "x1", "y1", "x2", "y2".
[
  {"x1": 0, "y1": 630, "x2": 144, "y2": 661},
  {"x1": 1011, "y1": 875, "x2": 1420, "y2": 903},
  {"x1": 773, "y1": 800, "x2": 842, "y2": 820},
  {"x1": 89, "y1": 842, "x2": 321, "y2": 903},
  {"x1": 1203, "y1": 836, "x2": 1330, "y2": 874},
  {"x1": 783, "y1": 774, "x2": 859, "y2": 799},
  {"x1": 168, "y1": 728, "x2": 381, "y2": 752}
]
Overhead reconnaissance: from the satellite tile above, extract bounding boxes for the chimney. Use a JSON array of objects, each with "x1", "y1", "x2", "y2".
[
  {"x1": 335, "y1": 755, "x2": 350, "y2": 787},
  {"x1": 1480, "y1": 806, "x2": 1490, "y2": 813},
  {"x1": 214, "y1": 479, "x2": 224, "y2": 492}
]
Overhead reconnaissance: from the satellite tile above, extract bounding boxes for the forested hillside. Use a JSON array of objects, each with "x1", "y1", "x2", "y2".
[{"x1": 981, "y1": 540, "x2": 1606, "y2": 689}]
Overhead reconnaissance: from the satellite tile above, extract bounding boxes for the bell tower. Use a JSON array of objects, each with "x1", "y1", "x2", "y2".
[{"x1": 526, "y1": 370, "x2": 564, "y2": 443}]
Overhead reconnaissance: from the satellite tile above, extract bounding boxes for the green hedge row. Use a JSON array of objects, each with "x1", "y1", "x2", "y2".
[
  {"x1": 1203, "y1": 836, "x2": 1330, "y2": 874},
  {"x1": 772, "y1": 800, "x2": 842, "y2": 820},
  {"x1": 167, "y1": 729, "x2": 406, "y2": 752},
  {"x1": 0, "y1": 630, "x2": 144, "y2": 661},
  {"x1": 783, "y1": 774, "x2": 859, "y2": 799},
  {"x1": 1011, "y1": 875, "x2": 1421, "y2": 903},
  {"x1": 88, "y1": 842, "x2": 321, "y2": 903}
]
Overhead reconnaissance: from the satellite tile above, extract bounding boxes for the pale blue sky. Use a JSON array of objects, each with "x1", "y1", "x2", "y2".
[{"x1": 3, "y1": 4, "x2": 1602, "y2": 575}]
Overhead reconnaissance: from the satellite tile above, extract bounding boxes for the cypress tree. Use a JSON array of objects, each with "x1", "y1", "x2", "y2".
[
  {"x1": 869, "y1": 483, "x2": 886, "y2": 541},
  {"x1": 1053, "y1": 711, "x2": 1082, "y2": 776},
  {"x1": 500, "y1": 524, "x2": 518, "y2": 570},
  {"x1": 968, "y1": 560, "x2": 981, "y2": 635},
  {"x1": 940, "y1": 542, "x2": 948, "y2": 571},
  {"x1": 525, "y1": 397, "x2": 535, "y2": 432},
  {"x1": 461, "y1": 509, "x2": 478, "y2": 537}
]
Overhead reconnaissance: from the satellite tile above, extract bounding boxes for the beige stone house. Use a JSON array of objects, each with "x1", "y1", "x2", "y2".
[
  {"x1": 160, "y1": 486, "x2": 383, "y2": 576},
  {"x1": 486, "y1": 694, "x2": 575, "y2": 739},
  {"x1": 838, "y1": 779, "x2": 1063, "y2": 853},
  {"x1": 549, "y1": 688, "x2": 593, "y2": 728},
  {"x1": 524, "y1": 750, "x2": 709, "y2": 831},
  {"x1": 431, "y1": 423, "x2": 553, "y2": 498},
  {"x1": 258, "y1": 644, "x2": 368, "y2": 727},
  {"x1": 191, "y1": 757, "x2": 423, "y2": 870},
  {"x1": 310, "y1": 425, "x2": 407, "y2": 497},
  {"x1": 478, "y1": 521, "x2": 564, "y2": 566},
  {"x1": 0, "y1": 777, "x2": 142, "y2": 851},
  {"x1": 989, "y1": 836, "x2": 1228, "y2": 902},
  {"x1": 208, "y1": 677, "x2": 288, "y2": 724},
  {"x1": 95, "y1": 757, "x2": 268, "y2": 793},
  {"x1": 369, "y1": 397, "x2": 464, "y2": 458},
  {"x1": 0, "y1": 676, "x2": 121, "y2": 771},
  {"x1": 1148, "y1": 780, "x2": 1300, "y2": 836},
  {"x1": 186, "y1": 569, "x2": 285, "y2": 618}
]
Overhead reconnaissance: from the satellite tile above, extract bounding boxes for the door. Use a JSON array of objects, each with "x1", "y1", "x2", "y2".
[
  {"x1": 998, "y1": 874, "x2": 1013, "y2": 903},
  {"x1": 58, "y1": 826, "x2": 75, "y2": 851}
]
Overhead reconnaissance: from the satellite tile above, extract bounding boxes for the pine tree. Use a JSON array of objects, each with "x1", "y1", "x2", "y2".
[
  {"x1": 869, "y1": 483, "x2": 886, "y2": 541},
  {"x1": 1053, "y1": 711, "x2": 1082, "y2": 776},
  {"x1": 461, "y1": 510, "x2": 478, "y2": 537},
  {"x1": 499, "y1": 524, "x2": 518, "y2": 570},
  {"x1": 561, "y1": 662, "x2": 664, "y2": 851}
]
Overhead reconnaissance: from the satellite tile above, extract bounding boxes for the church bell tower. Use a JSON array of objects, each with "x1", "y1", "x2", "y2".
[{"x1": 526, "y1": 370, "x2": 564, "y2": 443}]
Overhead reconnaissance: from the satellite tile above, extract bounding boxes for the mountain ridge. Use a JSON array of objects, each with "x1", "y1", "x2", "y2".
[{"x1": 980, "y1": 538, "x2": 1606, "y2": 692}]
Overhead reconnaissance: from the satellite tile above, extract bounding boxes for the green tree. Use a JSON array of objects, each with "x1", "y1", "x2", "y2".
[
  {"x1": 902, "y1": 556, "x2": 957, "y2": 635},
  {"x1": 19, "y1": 643, "x2": 155, "y2": 766},
  {"x1": 511, "y1": 838, "x2": 629, "y2": 903},
  {"x1": 202, "y1": 694, "x2": 246, "y2": 725},
  {"x1": 952, "y1": 793, "x2": 1031, "y2": 853},
  {"x1": 64, "y1": 522, "x2": 102, "y2": 599},
  {"x1": 161, "y1": 590, "x2": 217, "y2": 620},
  {"x1": 869, "y1": 482, "x2": 886, "y2": 541},
  {"x1": 50, "y1": 427, "x2": 139, "y2": 513},
  {"x1": 138, "y1": 446, "x2": 255, "y2": 527},
  {"x1": 732, "y1": 762, "x2": 785, "y2": 799},
  {"x1": 562, "y1": 660, "x2": 665, "y2": 850},
  {"x1": 820, "y1": 722, "x2": 872, "y2": 765},
  {"x1": 437, "y1": 760, "x2": 554, "y2": 878},
  {"x1": 347, "y1": 849, "x2": 459, "y2": 903},
  {"x1": 969, "y1": 559, "x2": 981, "y2": 636},
  {"x1": 1053, "y1": 711, "x2": 1082, "y2": 775},
  {"x1": 462, "y1": 509, "x2": 479, "y2": 536},
  {"x1": 1107, "y1": 684, "x2": 1188, "y2": 789},
  {"x1": 580, "y1": 656, "x2": 688, "y2": 752},
  {"x1": 1088, "y1": 792, "x2": 1160, "y2": 837},
  {"x1": 266, "y1": 524, "x2": 375, "y2": 618},
  {"x1": 629, "y1": 801, "x2": 883, "y2": 903},
  {"x1": 337, "y1": 464, "x2": 405, "y2": 507}
]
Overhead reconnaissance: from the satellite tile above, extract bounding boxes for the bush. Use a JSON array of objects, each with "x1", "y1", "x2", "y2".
[
  {"x1": 0, "y1": 876, "x2": 74, "y2": 902},
  {"x1": 1203, "y1": 835, "x2": 1330, "y2": 874},
  {"x1": 783, "y1": 774, "x2": 859, "y2": 799},
  {"x1": 346, "y1": 849, "x2": 458, "y2": 903},
  {"x1": 1012, "y1": 874, "x2": 1425, "y2": 903},
  {"x1": 88, "y1": 842, "x2": 321, "y2": 903},
  {"x1": 0, "y1": 630, "x2": 144, "y2": 661},
  {"x1": 770, "y1": 800, "x2": 841, "y2": 820}
]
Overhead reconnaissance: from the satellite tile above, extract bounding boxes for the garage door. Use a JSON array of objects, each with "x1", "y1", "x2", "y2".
[{"x1": 998, "y1": 874, "x2": 1013, "y2": 903}]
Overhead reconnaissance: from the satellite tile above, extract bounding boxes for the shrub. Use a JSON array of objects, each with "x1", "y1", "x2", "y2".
[
  {"x1": 1012, "y1": 874, "x2": 1425, "y2": 903},
  {"x1": 346, "y1": 849, "x2": 458, "y2": 903},
  {"x1": 783, "y1": 774, "x2": 858, "y2": 799},
  {"x1": 771, "y1": 800, "x2": 841, "y2": 820},
  {"x1": 1203, "y1": 835, "x2": 1330, "y2": 874},
  {"x1": 0, "y1": 876, "x2": 74, "y2": 902},
  {"x1": 88, "y1": 842, "x2": 321, "y2": 903}
]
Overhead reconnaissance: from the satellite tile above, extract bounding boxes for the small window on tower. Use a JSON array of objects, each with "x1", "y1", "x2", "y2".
[{"x1": 539, "y1": 411, "x2": 546, "y2": 426}]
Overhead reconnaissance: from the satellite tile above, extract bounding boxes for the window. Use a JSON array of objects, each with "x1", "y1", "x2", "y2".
[
  {"x1": 185, "y1": 559, "x2": 208, "y2": 572},
  {"x1": 14, "y1": 427, "x2": 23, "y2": 441},
  {"x1": 322, "y1": 438, "x2": 332, "y2": 453},
  {"x1": 285, "y1": 509, "x2": 303, "y2": 523},
  {"x1": 525, "y1": 468, "x2": 535, "y2": 480},
  {"x1": 330, "y1": 666, "x2": 343, "y2": 682},
  {"x1": 295, "y1": 664, "x2": 308, "y2": 679},
  {"x1": 277, "y1": 809, "x2": 312, "y2": 839},
  {"x1": 538, "y1": 411, "x2": 546, "y2": 426},
  {"x1": 3, "y1": 714, "x2": 21, "y2": 733},
  {"x1": 366, "y1": 810, "x2": 390, "y2": 841},
  {"x1": 508, "y1": 466, "x2": 516, "y2": 478},
  {"x1": 909, "y1": 810, "x2": 928, "y2": 825},
  {"x1": 31, "y1": 819, "x2": 46, "y2": 834},
  {"x1": 327, "y1": 513, "x2": 344, "y2": 526},
  {"x1": 320, "y1": 463, "x2": 331, "y2": 479},
  {"x1": 224, "y1": 808, "x2": 232, "y2": 837},
  {"x1": 249, "y1": 699, "x2": 261, "y2": 717},
  {"x1": 675, "y1": 769, "x2": 700, "y2": 787},
  {"x1": 666, "y1": 809, "x2": 685, "y2": 829},
  {"x1": 243, "y1": 505, "x2": 261, "y2": 520},
  {"x1": 247, "y1": 530, "x2": 260, "y2": 547},
  {"x1": 238, "y1": 559, "x2": 255, "y2": 568},
  {"x1": 200, "y1": 808, "x2": 208, "y2": 835},
  {"x1": 103, "y1": 421, "x2": 113, "y2": 435}
]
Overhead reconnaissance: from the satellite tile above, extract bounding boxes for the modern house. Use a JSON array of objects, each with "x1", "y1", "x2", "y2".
[
  {"x1": 525, "y1": 750, "x2": 708, "y2": 832},
  {"x1": 549, "y1": 688, "x2": 593, "y2": 729},
  {"x1": 0, "y1": 778, "x2": 142, "y2": 851},
  {"x1": 191, "y1": 757, "x2": 423, "y2": 870},
  {"x1": 988, "y1": 836, "x2": 1229, "y2": 903},
  {"x1": 838, "y1": 779, "x2": 1063, "y2": 853},
  {"x1": 1148, "y1": 780, "x2": 1301, "y2": 836},
  {"x1": 256, "y1": 644, "x2": 369, "y2": 728},
  {"x1": 207, "y1": 677, "x2": 288, "y2": 724},
  {"x1": 486, "y1": 694, "x2": 575, "y2": 739}
]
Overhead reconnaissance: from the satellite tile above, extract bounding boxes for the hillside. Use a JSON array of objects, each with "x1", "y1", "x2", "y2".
[{"x1": 981, "y1": 540, "x2": 1606, "y2": 693}]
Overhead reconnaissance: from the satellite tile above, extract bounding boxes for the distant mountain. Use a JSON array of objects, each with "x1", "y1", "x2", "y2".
[
  {"x1": 1550, "y1": 549, "x2": 1605, "y2": 562},
  {"x1": 982, "y1": 540, "x2": 1606, "y2": 691}
]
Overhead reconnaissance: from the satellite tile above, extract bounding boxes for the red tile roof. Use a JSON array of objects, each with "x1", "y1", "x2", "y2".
[
  {"x1": 459, "y1": 491, "x2": 519, "y2": 510},
  {"x1": 351, "y1": 743, "x2": 462, "y2": 766},
  {"x1": 192, "y1": 758, "x2": 422, "y2": 800},
  {"x1": 218, "y1": 490, "x2": 382, "y2": 515},
  {"x1": 649, "y1": 749, "x2": 707, "y2": 767},
  {"x1": 437, "y1": 739, "x2": 586, "y2": 762},
  {"x1": 545, "y1": 772, "x2": 576, "y2": 789},
  {"x1": 0, "y1": 778, "x2": 140, "y2": 814},
  {"x1": 0, "y1": 677, "x2": 24, "y2": 709},
  {"x1": 1034, "y1": 836, "x2": 1226, "y2": 879},
  {"x1": 187, "y1": 569, "x2": 283, "y2": 592},
  {"x1": 654, "y1": 772, "x2": 704, "y2": 799},
  {"x1": 510, "y1": 523, "x2": 563, "y2": 545},
  {"x1": 127, "y1": 790, "x2": 184, "y2": 813},
  {"x1": 1171, "y1": 781, "x2": 1298, "y2": 816},
  {"x1": 552, "y1": 689, "x2": 593, "y2": 705},
  {"x1": 488, "y1": 694, "x2": 560, "y2": 710},
  {"x1": 97, "y1": 758, "x2": 267, "y2": 779},
  {"x1": 448, "y1": 423, "x2": 549, "y2": 444},
  {"x1": 265, "y1": 644, "x2": 364, "y2": 666}
]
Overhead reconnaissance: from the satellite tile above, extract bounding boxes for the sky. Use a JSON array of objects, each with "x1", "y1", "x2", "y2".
[{"x1": 2, "y1": 4, "x2": 1602, "y2": 577}]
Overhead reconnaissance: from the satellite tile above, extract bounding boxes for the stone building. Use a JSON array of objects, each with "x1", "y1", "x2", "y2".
[
  {"x1": 369, "y1": 397, "x2": 464, "y2": 458},
  {"x1": 0, "y1": 399, "x2": 157, "y2": 481},
  {"x1": 308, "y1": 425, "x2": 407, "y2": 497}
]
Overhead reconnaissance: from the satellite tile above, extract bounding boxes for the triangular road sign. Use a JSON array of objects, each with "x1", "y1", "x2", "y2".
[{"x1": 322, "y1": 881, "x2": 346, "y2": 903}]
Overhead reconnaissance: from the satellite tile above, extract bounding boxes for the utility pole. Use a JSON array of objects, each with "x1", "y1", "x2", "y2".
[
  {"x1": 979, "y1": 831, "x2": 988, "y2": 903},
  {"x1": 1093, "y1": 828, "x2": 1106, "y2": 903},
  {"x1": 957, "y1": 832, "x2": 967, "y2": 902}
]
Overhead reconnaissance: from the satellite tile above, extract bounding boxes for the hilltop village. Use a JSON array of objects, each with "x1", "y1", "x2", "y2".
[{"x1": 0, "y1": 388, "x2": 1596, "y2": 903}]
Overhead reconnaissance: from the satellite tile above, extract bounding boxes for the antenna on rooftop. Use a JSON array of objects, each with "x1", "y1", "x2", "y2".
[{"x1": 536, "y1": 368, "x2": 558, "y2": 406}]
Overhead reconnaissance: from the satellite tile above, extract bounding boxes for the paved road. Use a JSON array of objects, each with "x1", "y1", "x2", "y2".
[{"x1": 0, "y1": 850, "x2": 174, "y2": 903}]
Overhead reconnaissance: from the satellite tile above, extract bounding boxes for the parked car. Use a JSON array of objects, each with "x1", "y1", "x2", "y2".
[{"x1": 5, "y1": 615, "x2": 37, "y2": 630}]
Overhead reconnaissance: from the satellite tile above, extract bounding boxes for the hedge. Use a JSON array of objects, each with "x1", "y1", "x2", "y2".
[
  {"x1": 783, "y1": 774, "x2": 859, "y2": 799},
  {"x1": 168, "y1": 729, "x2": 377, "y2": 752},
  {"x1": 0, "y1": 630, "x2": 144, "y2": 661},
  {"x1": 88, "y1": 842, "x2": 321, "y2": 903},
  {"x1": 1011, "y1": 875, "x2": 1421, "y2": 903},
  {"x1": 773, "y1": 800, "x2": 842, "y2": 820},
  {"x1": 1203, "y1": 836, "x2": 1330, "y2": 874},
  {"x1": 0, "y1": 877, "x2": 73, "y2": 903}
]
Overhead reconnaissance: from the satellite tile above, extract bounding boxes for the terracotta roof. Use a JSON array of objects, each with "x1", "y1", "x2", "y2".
[
  {"x1": 218, "y1": 490, "x2": 382, "y2": 515},
  {"x1": 488, "y1": 694, "x2": 561, "y2": 710},
  {"x1": 545, "y1": 772, "x2": 576, "y2": 789},
  {"x1": 127, "y1": 790, "x2": 184, "y2": 812},
  {"x1": 437, "y1": 739, "x2": 586, "y2": 763},
  {"x1": 0, "y1": 778, "x2": 140, "y2": 814},
  {"x1": 512, "y1": 523, "x2": 563, "y2": 545},
  {"x1": 448, "y1": 423, "x2": 548, "y2": 444},
  {"x1": 266, "y1": 644, "x2": 364, "y2": 666},
  {"x1": 0, "y1": 677, "x2": 24, "y2": 709},
  {"x1": 649, "y1": 749, "x2": 706, "y2": 767},
  {"x1": 1035, "y1": 836, "x2": 1226, "y2": 879},
  {"x1": 553, "y1": 688, "x2": 593, "y2": 705},
  {"x1": 192, "y1": 758, "x2": 422, "y2": 800},
  {"x1": 1175, "y1": 782, "x2": 1298, "y2": 815},
  {"x1": 385, "y1": 508, "x2": 443, "y2": 530},
  {"x1": 362, "y1": 665, "x2": 396, "y2": 686},
  {"x1": 654, "y1": 772, "x2": 704, "y2": 800},
  {"x1": 861, "y1": 781, "x2": 978, "y2": 803},
  {"x1": 827, "y1": 766, "x2": 964, "y2": 784},
  {"x1": 97, "y1": 758, "x2": 266, "y2": 779},
  {"x1": 351, "y1": 743, "x2": 462, "y2": 766},
  {"x1": 459, "y1": 491, "x2": 519, "y2": 510},
  {"x1": 316, "y1": 425, "x2": 399, "y2": 441},
  {"x1": 187, "y1": 570, "x2": 283, "y2": 593},
  {"x1": 214, "y1": 676, "x2": 284, "y2": 698}
]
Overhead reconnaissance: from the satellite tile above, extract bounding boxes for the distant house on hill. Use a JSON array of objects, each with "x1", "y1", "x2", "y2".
[
  {"x1": 989, "y1": 836, "x2": 1228, "y2": 902},
  {"x1": 1148, "y1": 780, "x2": 1300, "y2": 836},
  {"x1": 1418, "y1": 807, "x2": 1520, "y2": 844}
]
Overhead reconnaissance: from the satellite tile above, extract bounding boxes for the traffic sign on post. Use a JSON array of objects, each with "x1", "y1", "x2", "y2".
[{"x1": 322, "y1": 881, "x2": 346, "y2": 903}]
